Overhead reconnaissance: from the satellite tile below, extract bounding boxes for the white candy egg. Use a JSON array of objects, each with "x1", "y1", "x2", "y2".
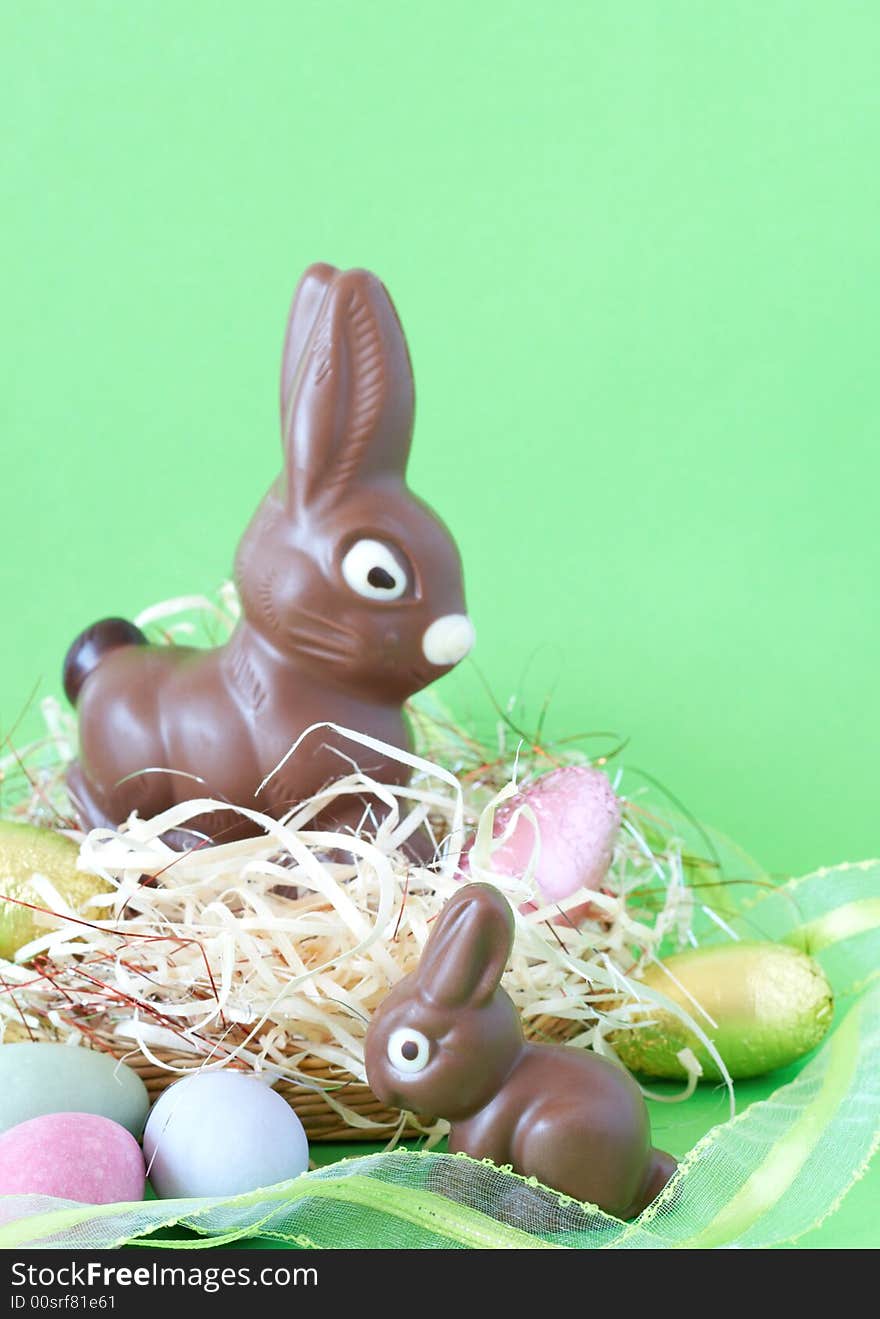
[{"x1": 143, "y1": 1072, "x2": 309, "y2": 1199}]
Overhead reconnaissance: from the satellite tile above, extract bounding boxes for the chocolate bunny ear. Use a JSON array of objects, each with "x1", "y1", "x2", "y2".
[
  {"x1": 280, "y1": 262, "x2": 338, "y2": 423},
  {"x1": 281, "y1": 266, "x2": 415, "y2": 510},
  {"x1": 418, "y1": 884, "x2": 515, "y2": 1009}
]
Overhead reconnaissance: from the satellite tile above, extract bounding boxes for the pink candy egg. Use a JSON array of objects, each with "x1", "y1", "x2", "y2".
[
  {"x1": 0, "y1": 1112, "x2": 145, "y2": 1205},
  {"x1": 471, "y1": 765, "x2": 621, "y2": 909}
]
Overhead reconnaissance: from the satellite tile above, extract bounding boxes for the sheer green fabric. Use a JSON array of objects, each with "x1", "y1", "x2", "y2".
[{"x1": 1, "y1": 861, "x2": 877, "y2": 1250}]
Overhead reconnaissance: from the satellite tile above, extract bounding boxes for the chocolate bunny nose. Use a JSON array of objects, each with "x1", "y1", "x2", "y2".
[{"x1": 422, "y1": 615, "x2": 475, "y2": 667}]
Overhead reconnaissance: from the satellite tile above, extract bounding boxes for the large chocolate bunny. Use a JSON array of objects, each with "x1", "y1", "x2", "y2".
[
  {"x1": 365, "y1": 884, "x2": 677, "y2": 1218},
  {"x1": 63, "y1": 264, "x2": 473, "y2": 841}
]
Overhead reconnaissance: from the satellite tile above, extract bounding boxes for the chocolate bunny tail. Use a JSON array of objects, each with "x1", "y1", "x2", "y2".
[
  {"x1": 634, "y1": 1149, "x2": 678, "y2": 1216},
  {"x1": 63, "y1": 618, "x2": 147, "y2": 705}
]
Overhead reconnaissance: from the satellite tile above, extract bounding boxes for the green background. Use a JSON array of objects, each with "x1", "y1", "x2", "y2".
[{"x1": 2, "y1": 2, "x2": 878, "y2": 1247}]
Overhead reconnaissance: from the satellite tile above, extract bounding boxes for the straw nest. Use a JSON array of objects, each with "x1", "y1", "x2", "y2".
[{"x1": 0, "y1": 588, "x2": 744, "y2": 1140}]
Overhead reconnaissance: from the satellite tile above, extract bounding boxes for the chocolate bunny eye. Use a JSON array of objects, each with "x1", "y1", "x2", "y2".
[
  {"x1": 341, "y1": 539, "x2": 408, "y2": 601},
  {"x1": 387, "y1": 1027, "x2": 431, "y2": 1074}
]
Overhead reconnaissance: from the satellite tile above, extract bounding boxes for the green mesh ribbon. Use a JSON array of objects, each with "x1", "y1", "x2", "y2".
[{"x1": 1, "y1": 861, "x2": 878, "y2": 1250}]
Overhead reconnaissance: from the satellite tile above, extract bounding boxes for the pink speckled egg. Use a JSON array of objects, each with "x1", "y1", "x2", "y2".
[
  {"x1": 478, "y1": 765, "x2": 622, "y2": 905},
  {"x1": 0, "y1": 1112, "x2": 145, "y2": 1204}
]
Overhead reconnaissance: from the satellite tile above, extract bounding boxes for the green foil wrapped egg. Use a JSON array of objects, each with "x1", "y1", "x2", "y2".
[
  {"x1": 610, "y1": 941, "x2": 834, "y2": 1080},
  {"x1": 0, "y1": 821, "x2": 113, "y2": 961}
]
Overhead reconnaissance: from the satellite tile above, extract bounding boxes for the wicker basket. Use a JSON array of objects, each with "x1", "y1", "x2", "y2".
[{"x1": 98, "y1": 1013, "x2": 581, "y2": 1142}]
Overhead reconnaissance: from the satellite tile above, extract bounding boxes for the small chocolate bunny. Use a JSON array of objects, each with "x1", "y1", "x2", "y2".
[
  {"x1": 365, "y1": 884, "x2": 677, "y2": 1217},
  {"x1": 63, "y1": 264, "x2": 473, "y2": 841}
]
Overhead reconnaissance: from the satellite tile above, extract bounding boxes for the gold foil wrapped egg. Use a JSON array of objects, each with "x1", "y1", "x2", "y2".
[
  {"x1": 0, "y1": 822, "x2": 114, "y2": 961},
  {"x1": 610, "y1": 941, "x2": 834, "y2": 1080}
]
